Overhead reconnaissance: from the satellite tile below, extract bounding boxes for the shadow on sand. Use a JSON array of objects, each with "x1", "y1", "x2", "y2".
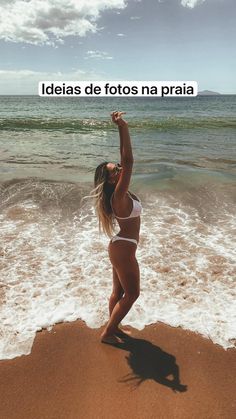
[{"x1": 109, "y1": 332, "x2": 188, "y2": 392}]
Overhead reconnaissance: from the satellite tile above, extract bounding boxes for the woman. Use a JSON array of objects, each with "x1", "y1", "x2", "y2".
[{"x1": 93, "y1": 111, "x2": 142, "y2": 344}]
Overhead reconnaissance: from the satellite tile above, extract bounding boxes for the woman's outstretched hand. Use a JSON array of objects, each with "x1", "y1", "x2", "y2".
[{"x1": 111, "y1": 111, "x2": 127, "y2": 127}]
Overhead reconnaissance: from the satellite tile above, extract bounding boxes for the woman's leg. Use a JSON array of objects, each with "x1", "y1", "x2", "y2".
[
  {"x1": 101, "y1": 242, "x2": 140, "y2": 342},
  {"x1": 109, "y1": 267, "x2": 124, "y2": 317}
]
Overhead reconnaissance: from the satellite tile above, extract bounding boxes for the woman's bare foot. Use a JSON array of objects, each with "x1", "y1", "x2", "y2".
[
  {"x1": 100, "y1": 331, "x2": 123, "y2": 344},
  {"x1": 113, "y1": 327, "x2": 132, "y2": 337}
]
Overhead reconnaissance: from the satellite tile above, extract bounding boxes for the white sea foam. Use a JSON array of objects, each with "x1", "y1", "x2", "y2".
[{"x1": 0, "y1": 194, "x2": 235, "y2": 360}]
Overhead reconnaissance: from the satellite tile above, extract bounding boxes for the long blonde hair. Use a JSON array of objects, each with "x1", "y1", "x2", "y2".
[{"x1": 85, "y1": 162, "x2": 116, "y2": 238}]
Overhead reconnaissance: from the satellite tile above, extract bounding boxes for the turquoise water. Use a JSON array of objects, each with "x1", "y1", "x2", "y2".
[{"x1": 0, "y1": 95, "x2": 235, "y2": 359}]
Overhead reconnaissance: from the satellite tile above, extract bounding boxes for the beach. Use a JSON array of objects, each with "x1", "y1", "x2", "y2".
[
  {"x1": 0, "y1": 96, "x2": 236, "y2": 359},
  {"x1": 0, "y1": 95, "x2": 235, "y2": 417},
  {"x1": 1, "y1": 0, "x2": 236, "y2": 414},
  {"x1": 0, "y1": 320, "x2": 235, "y2": 419}
]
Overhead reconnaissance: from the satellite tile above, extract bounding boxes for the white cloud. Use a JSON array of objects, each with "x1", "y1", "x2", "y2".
[
  {"x1": 130, "y1": 16, "x2": 141, "y2": 20},
  {"x1": 117, "y1": 33, "x2": 125, "y2": 36},
  {"x1": 0, "y1": 0, "x2": 127, "y2": 46},
  {"x1": 155, "y1": 0, "x2": 207, "y2": 7},
  {"x1": 0, "y1": 0, "x2": 211, "y2": 47},
  {"x1": 0, "y1": 68, "x2": 108, "y2": 94},
  {"x1": 181, "y1": 0, "x2": 206, "y2": 8},
  {"x1": 85, "y1": 50, "x2": 113, "y2": 59}
]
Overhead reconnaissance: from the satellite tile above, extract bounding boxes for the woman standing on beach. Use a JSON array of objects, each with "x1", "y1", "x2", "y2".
[{"x1": 93, "y1": 111, "x2": 142, "y2": 344}]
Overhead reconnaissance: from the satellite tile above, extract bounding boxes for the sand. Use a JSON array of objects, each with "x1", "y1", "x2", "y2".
[{"x1": 0, "y1": 320, "x2": 235, "y2": 419}]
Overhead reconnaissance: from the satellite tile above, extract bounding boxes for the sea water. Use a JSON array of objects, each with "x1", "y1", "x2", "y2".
[{"x1": 0, "y1": 95, "x2": 235, "y2": 359}]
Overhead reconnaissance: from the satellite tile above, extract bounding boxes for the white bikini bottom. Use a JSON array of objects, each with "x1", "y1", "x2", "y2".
[{"x1": 111, "y1": 235, "x2": 138, "y2": 246}]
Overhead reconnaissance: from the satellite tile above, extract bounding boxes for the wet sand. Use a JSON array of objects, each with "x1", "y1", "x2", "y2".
[{"x1": 0, "y1": 320, "x2": 235, "y2": 419}]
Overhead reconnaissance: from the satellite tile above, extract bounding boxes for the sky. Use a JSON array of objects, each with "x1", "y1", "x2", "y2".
[{"x1": 0, "y1": 0, "x2": 235, "y2": 94}]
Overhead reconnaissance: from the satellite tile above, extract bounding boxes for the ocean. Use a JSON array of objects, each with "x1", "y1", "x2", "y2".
[{"x1": 0, "y1": 95, "x2": 235, "y2": 360}]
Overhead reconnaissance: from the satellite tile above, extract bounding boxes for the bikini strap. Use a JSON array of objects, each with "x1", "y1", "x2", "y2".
[{"x1": 128, "y1": 191, "x2": 140, "y2": 202}]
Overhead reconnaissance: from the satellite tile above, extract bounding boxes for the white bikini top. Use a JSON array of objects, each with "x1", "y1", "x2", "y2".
[{"x1": 110, "y1": 191, "x2": 142, "y2": 220}]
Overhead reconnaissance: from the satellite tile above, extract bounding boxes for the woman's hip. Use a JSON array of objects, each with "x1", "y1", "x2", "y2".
[
  {"x1": 108, "y1": 235, "x2": 138, "y2": 264},
  {"x1": 110, "y1": 235, "x2": 138, "y2": 246}
]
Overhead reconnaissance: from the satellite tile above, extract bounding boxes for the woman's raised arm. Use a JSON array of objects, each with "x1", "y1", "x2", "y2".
[
  {"x1": 111, "y1": 111, "x2": 133, "y2": 197},
  {"x1": 111, "y1": 111, "x2": 133, "y2": 163}
]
